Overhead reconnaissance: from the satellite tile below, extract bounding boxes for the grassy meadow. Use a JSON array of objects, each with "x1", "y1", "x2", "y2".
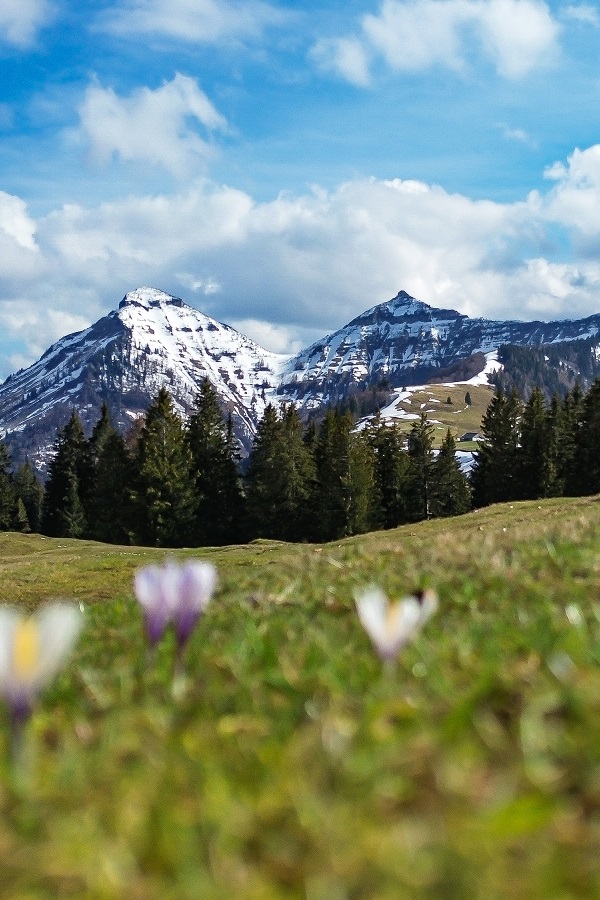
[
  {"x1": 3, "y1": 496, "x2": 600, "y2": 897},
  {"x1": 381, "y1": 383, "x2": 494, "y2": 446}
]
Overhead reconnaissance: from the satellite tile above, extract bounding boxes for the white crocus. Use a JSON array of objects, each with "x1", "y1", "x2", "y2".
[
  {"x1": 355, "y1": 586, "x2": 438, "y2": 661},
  {"x1": 133, "y1": 559, "x2": 217, "y2": 650},
  {"x1": 0, "y1": 603, "x2": 83, "y2": 724}
]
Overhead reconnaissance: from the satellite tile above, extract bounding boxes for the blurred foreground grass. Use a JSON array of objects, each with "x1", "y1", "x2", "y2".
[{"x1": 3, "y1": 497, "x2": 600, "y2": 897}]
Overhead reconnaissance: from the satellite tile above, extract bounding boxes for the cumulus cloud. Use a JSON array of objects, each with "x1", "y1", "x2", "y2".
[
  {"x1": 99, "y1": 0, "x2": 287, "y2": 44},
  {"x1": 314, "y1": 0, "x2": 560, "y2": 83},
  {"x1": 4, "y1": 146, "x2": 600, "y2": 375},
  {"x1": 539, "y1": 146, "x2": 600, "y2": 256},
  {"x1": 75, "y1": 74, "x2": 228, "y2": 176},
  {"x1": 0, "y1": 0, "x2": 55, "y2": 48}
]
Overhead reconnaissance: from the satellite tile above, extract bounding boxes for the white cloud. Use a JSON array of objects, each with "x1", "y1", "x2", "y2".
[
  {"x1": 99, "y1": 0, "x2": 286, "y2": 44},
  {"x1": 0, "y1": 303, "x2": 91, "y2": 368},
  {"x1": 496, "y1": 123, "x2": 535, "y2": 146},
  {"x1": 539, "y1": 145, "x2": 600, "y2": 243},
  {"x1": 0, "y1": 192, "x2": 37, "y2": 250},
  {"x1": 562, "y1": 4, "x2": 600, "y2": 25},
  {"x1": 315, "y1": 0, "x2": 560, "y2": 83},
  {"x1": 477, "y1": 0, "x2": 559, "y2": 78},
  {"x1": 76, "y1": 74, "x2": 228, "y2": 176},
  {"x1": 310, "y1": 37, "x2": 372, "y2": 87},
  {"x1": 228, "y1": 319, "x2": 303, "y2": 354},
  {"x1": 5, "y1": 145, "x2": 600, "y2": 376},
  {"x1": 0, "y1": 0, "x2": 54, "y2": 48}
]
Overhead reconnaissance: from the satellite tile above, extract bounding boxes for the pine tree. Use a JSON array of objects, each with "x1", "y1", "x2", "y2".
[
  {"x1": 245, "y1": 403, "x2": 315, "y2": 541},
  {"x1": 245, "y1": 404, "x2": 284, "y2": 539},
  {"x1": 367, "y1": 418, "x2": 409, "y2": 528},
  {"x1": 404, "y1": 414, "x2": 435, "y2": 522},
  {"x1": 277, "y1": 404, "x2": 316, "y2": 541},
  {"x1": 574, "y1": 378, "x2": 600, "y2": 495},
  {"x1": 187, "y1": 379, "x2": 244, "y2": 546},
  {"x1": 429, "y1": 430, "x2": 471, "y2": 517},
  {"x1": 314, "y1": 409, "x2": 354, "y2": 541},
  {"x1": 14, "y1": 462, "x2": 43, "y2": 533},
  {"x1": 132, "y1": 388, "x2": 197, "y2": 547},
  {"x1": 13, "y1": 497, "x2": 30, "y2": 533},
  {"x1": 0, "y1": 441, "x2": 16, "y2": 531},
  {"x1": 471, "y1": 389, "x2": 521, "y2": 507},
  {"x1": 346, "y1": 431, "x2": 379, "y2": 535},
  {"x1": 517, "y1": 387, "x2": 551, "y2": 499},
  {"x1": 91, "y1": 430, "x2": 133, "y2": 544},
  {"x1": 562, "y1": 382, "x2": 586, "y2": 495},
  {"x1": 41, "y1": 411, "x2": 92, "y2": 538}
]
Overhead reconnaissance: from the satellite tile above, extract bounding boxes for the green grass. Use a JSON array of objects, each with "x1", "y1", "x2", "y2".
[{"x1": 3, "y1": 497, "x2": 600, "y2": 897}]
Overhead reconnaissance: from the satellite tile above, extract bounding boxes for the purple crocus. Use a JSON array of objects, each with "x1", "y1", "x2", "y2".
[{"x1": 133, "y1": 559, "x2": 217, "y2": 650}]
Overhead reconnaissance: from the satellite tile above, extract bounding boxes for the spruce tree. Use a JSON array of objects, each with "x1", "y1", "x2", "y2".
[
  {"x1": 245, "y1": 404, "x2": 284, "y2": 539},
  {"x1": 563, "y1": 382, "x2": 587, "y2": 495},
  {"x1": 41, "y1": 411, "x2": 92, "y2": 538},
  {"x1": 346, "y1": 431, "x2": 379, "y2": 535},
  {"x1": 0, "y1": 441, "x2": 16, "y2": 531},
  {"x1": 314, "y1": 409, "x2": 354, "y2": 541},
  {"x1": 517, "y1": 387, "x2": 551, "y2": 499},
  {"x1": 404, "y1": 414, "x2": 435, "y2": 522},
  {"x1": 14, "y1": 461, "x2": 43, "y2": 533},
  {"x1": 245, "y1": 403, "x2": 315, "y2": 541},
  {"x1": 574, "y1": 378, "x2": 600, "y2": 495},
  {"x1": 187, "y1": 379, "x2": 244, "y2": 546},
  {"x1": 132, "y1": 388, "x2": 197, "y2": 547},
  {"x1": 429, "y1": 430, "x2": 471, "y2": 517},
  {"x1": 277, "y1": 404, "x2": 317, "y2": 541},
  {"x1": 471, "y1": 389, "x2": 521, "y2": 507},
  {"x1": 367, "y1": 418, "x2": 409, "y2": 528},
  {"x1": 90, "y1": 429, "x2": 133, "y2": 544}
]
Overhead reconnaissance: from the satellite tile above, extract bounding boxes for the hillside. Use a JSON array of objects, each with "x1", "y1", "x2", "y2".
[{"x1": 2, "y1": 496, "x2": 600, "y2": 896}]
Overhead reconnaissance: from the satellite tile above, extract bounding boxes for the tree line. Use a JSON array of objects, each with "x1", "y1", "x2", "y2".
[
  {"x1": 0, "y1": 378, "x2": 471, "y2": 546},
  {"x1": 470, "y1": 382, "x2": 600, "y2": 506},
  {"x1": 3, "y1": 376, "x2": 600, "y2": 547}
]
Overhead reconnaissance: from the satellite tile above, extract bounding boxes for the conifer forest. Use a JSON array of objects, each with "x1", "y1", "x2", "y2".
[{"x1": 3, "y1": 377, "x2": 600, "y2": 547}]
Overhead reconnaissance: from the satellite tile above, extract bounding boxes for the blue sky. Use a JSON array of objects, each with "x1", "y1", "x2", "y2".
[{"x1": 1, "y1": 0, "x2": 600, "y2": 376}]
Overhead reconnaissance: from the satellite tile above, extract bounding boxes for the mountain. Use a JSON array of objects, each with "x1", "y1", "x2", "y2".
[
  {"x1": 278, "y1": 290, "x2": 600, "y2": 409},
  {"x1": 0, "y1": 287, "x2": 287, "y2": 469},
  {"x1": 3, "y1": 285, "x2": 600, "y2": 471}
]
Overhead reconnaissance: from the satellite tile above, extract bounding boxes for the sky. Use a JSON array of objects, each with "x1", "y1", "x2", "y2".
[{"x1": 1, "y1": 0, "x2": 600, "y2": 377}]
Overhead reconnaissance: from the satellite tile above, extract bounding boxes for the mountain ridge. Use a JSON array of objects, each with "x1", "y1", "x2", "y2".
[{"x1": 2, "y1": 285, "x2": 600, "y2": 470}]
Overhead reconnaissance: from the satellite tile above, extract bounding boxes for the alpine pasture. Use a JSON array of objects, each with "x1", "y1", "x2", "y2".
[{"x1": 1, "y1": 496, "x2": 600, "y2": 897}]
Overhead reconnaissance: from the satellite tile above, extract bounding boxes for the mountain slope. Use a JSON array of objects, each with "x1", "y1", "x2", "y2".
[
  {"x1": 279, "y1": 290, "x2": 600, "y2": 409},
  {"x1": 0, "y1": 287, "x2": 287, "y2": 467}
]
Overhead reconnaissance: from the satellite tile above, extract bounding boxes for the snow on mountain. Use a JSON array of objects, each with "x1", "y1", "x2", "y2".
[
  {"x1": 279, "y1": 290, "x2": 600, "y2": 409},
  {"x1": 0, "y1": 287, "x2": 288, "y2": 468},
  {"x1": 3, "y1": 285, "x2": 600, "y2": 472}
]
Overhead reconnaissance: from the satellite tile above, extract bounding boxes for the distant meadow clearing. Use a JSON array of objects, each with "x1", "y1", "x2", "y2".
[{"x1": 2, "y1": 496, "x2": 600, "y2": 897}]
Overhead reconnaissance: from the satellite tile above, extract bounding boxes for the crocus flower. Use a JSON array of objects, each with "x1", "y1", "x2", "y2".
[
  {"x1": 355, "y1": 586, "x2": 438, "y2": 661},
  {"x1": 133, "y1": 559, "x2": 217, "y2": 650},
  {"x1": 0, "y1": 603, "x2": 83, "y2": 725}
]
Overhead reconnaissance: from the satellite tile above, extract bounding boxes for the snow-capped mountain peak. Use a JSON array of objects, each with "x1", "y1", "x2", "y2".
[{"x1": 0, "y1": 288, "x2": 288, "y2": 468}]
